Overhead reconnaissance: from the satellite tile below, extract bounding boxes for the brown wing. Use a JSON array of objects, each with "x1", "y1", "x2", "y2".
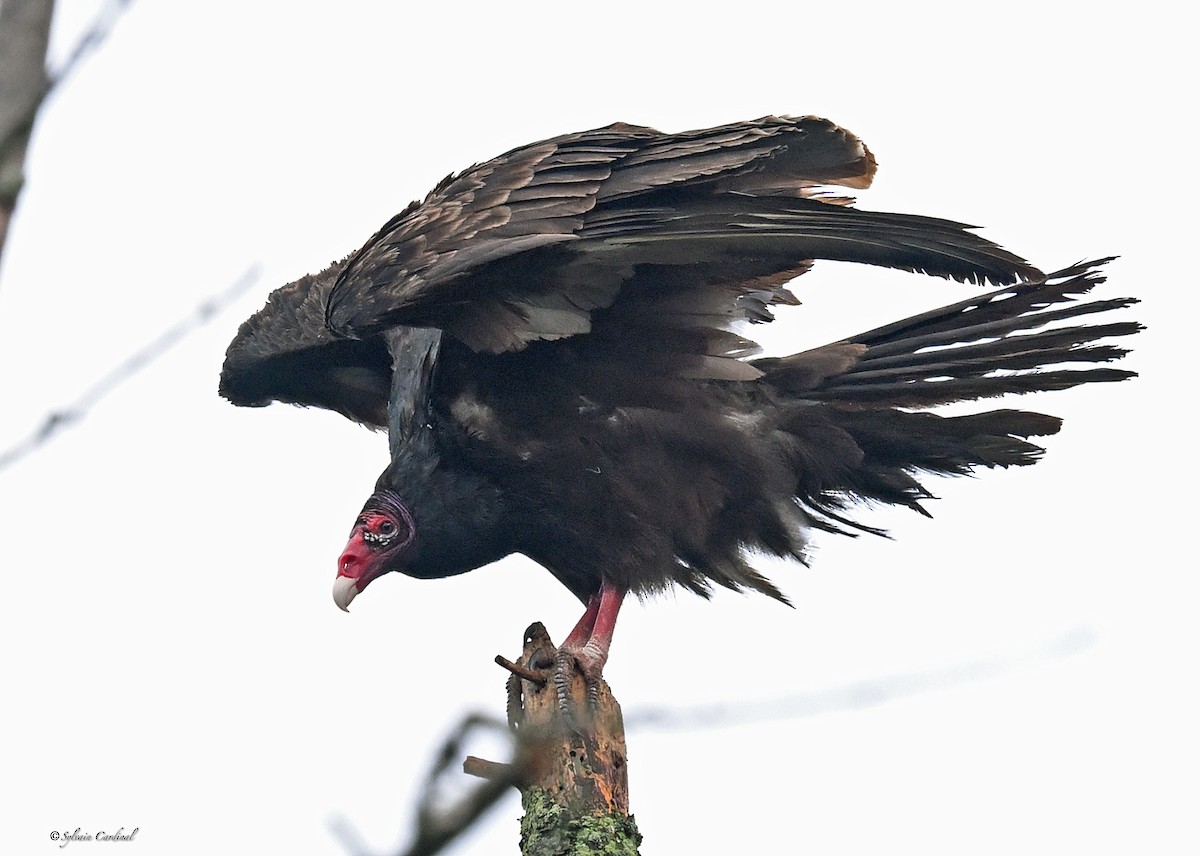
[
  {"x1": 219, "y1": 256, "x2": 392, "y2": 427},
  {"x1": 221, "y1": 116, "x2": 1040, "y2": 424},
  {"x1": 325, "y1": 115, "x2": 1038, "y2": 370}
]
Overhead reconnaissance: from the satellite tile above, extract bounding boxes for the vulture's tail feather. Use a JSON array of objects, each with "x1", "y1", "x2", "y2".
[{"x1": 757, "y1": 259, "x2": 1140, "y2": 528}]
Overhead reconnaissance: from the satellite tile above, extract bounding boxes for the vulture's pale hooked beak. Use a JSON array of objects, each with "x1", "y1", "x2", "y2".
[
  {"x1": 335, "y1": 537, "x2": 377, "y2": 612},
  {"x1": 332, "y1": 575, "x2": 358, "y2": 612}
]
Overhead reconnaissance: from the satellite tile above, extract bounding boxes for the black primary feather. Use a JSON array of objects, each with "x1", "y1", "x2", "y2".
[{"x1": 220, "y1": 115, "x2": 1139, "y2": 610}]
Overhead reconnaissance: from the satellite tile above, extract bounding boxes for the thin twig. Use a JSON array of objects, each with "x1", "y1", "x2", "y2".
[
  {"x1": 494, "y1": 654, "x2": 547, "y2": 686},
  {"x1": 0, "y1": 263, "x2": 261, "y2": 473},
  {"x1": 624, "y1": 625, "x2": 1097, "y2": 731}
]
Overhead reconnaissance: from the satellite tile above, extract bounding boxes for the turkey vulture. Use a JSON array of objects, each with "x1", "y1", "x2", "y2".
[{"x1": 220, "y1": 115, "x2": 1138, "y2": 687}]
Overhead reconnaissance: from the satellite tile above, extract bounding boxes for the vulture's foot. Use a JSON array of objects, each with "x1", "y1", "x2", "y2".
[{"x1": 553, "y1": 644, "x2": 607, "y2": 718}]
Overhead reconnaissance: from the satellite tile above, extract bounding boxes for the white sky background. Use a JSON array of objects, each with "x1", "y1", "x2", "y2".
[{"x1": 1, "y1": 2, "x2": 1194, "y2": 854}]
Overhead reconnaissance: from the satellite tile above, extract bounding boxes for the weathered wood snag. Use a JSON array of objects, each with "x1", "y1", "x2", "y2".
[{"x1": 469, "y1": 622, "x2": 642, "y2": 855}]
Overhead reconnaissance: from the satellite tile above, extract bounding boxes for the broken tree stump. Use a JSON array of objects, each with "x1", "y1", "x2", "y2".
[{"x1": 467, "y1": 622, "x2": 642, "y2": 855}]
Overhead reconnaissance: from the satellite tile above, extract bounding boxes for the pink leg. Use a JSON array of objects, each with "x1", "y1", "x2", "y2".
[
  {"x1": 563, "y1": 582, "x2": 625, "y2": 677},
  {"x1": 584, "y1": 582, "x2": 624, "y2": 666},
  {"x1": 554, "y1": 582, "x2": 626, "y2": 713},
  {"x1": 560, "y1": 593, "x2": 601, "y2": 650}
]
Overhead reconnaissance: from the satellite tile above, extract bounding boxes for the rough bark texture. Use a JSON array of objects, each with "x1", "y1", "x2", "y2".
[
  {"x1": 0, "y1": 0, "x2": 55, "y2": 266},
  {"x1": 506, "y1": 623, "x2": 642, "y2": 855}
]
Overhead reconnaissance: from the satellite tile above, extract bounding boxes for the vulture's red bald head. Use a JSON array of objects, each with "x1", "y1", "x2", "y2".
[{"x1": 333, "y1": 491, "x2": 414, "y2": 611}]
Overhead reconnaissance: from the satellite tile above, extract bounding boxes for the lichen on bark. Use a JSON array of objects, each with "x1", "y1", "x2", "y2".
[{"x1": 519, "y1": 787, "x2": 642, "y2": 856}]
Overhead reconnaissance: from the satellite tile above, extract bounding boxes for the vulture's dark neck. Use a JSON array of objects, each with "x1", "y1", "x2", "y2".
[{"x1": 378, "y1": 432, "x2": 516, "y2": 580}]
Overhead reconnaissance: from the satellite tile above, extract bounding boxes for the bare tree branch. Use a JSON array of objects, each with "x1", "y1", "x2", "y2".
[
  {"x1": 0, "y1": 0, "x2": 55, "y2": 263},
  {"x1": 329, "y1": 715, "x2": 523, "y2": 856},
  {"x1": 0, "y1": 0, "x2": 134, "y2": 269}
]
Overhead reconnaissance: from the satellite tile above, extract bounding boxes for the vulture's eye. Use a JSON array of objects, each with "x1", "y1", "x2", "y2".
[{"x1": 361, "y1": 514, "x2": 406, "y2": 548}]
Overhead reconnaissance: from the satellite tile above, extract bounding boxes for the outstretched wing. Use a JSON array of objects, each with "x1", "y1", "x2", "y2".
[
  {"x1": 326, "y1": 115, "x2": 1040, "y2": 358},
  {"x1": 220, "y1": 116, "x2": 1042, "y2": 424}
]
